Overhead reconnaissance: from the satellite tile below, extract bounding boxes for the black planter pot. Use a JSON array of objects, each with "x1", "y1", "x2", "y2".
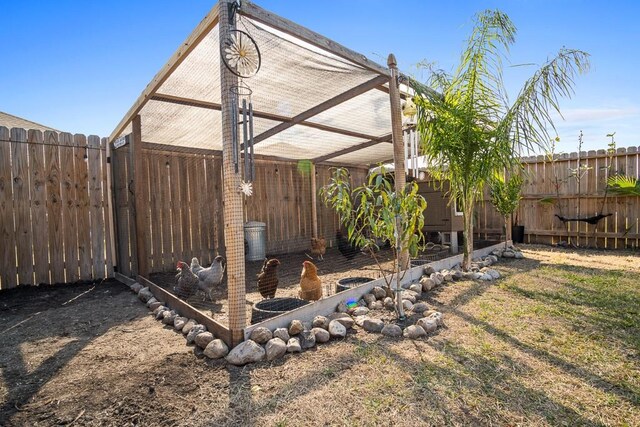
[
  {"x1": 512, "y1": 225, "x2": 525, "y2": 244},
  {"x1": 251, "y1": 297, "x2": 310, "y2": 325},
  {"x1": 335, "y1": 277, "x2": 373, "y2": 294}
]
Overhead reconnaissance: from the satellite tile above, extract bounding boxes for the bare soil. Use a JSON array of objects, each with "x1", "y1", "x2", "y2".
[{"x1": 1, "y1": 244, "x2": 638, "y2": 426}]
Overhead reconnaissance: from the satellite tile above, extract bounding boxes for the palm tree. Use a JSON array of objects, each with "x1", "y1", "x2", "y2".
[{"x1": 413, "y1": 9, "x2": 590, "y2": 270}]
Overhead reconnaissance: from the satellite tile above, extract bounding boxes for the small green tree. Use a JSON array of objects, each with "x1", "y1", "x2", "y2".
[
  {"x1": 412, "y1": 9, "x2": 589, "y2": 270},
  {"x1": 320, "y1": 166, "x2": 427, "y2": 318},
  {"x1": 489, "y1": 172, "x2": 523, "y2": 248}
]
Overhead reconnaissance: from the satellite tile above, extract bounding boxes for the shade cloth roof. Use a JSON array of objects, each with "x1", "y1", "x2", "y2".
[{"x1": 110, "y1": 1, "x2": 413, "y2": 166}]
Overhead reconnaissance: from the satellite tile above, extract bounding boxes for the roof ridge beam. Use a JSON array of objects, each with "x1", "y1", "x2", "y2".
[
  {"x1": 312, "y1": 132, "x2": 392, "y2": 163},
  {"x1": 250, "y1": 74, "x2": 388, "y2": 147},
  {"x1": 150, "y1": 93, "x2": 381, "y2": 140}
]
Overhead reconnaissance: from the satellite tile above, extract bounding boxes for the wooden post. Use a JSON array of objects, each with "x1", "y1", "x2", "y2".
[
  {"x1": 219, "y1": 0, "x2": 246, "y2": 346},
  {"x1": 310, "y1": 162, "x2": 318, "y2": 238},
  {"x1": 388, "y1": 53, "x2": 407, "y2": 318},
  {"x1": 130, "y1": 115, "x2": 149, "y2": 277}
]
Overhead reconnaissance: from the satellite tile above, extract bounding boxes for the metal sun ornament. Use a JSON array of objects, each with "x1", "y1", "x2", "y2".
[{"x1": 222, "y1": 30, "x2": 261, "y2": 78}]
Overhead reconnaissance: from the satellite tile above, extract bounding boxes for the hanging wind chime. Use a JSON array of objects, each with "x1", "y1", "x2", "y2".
[
  {"x1": 221, "y1": 1, "x2": 261, "y2": 197},
  {"x1": 402, "y1": 96, "x2": 421, "y2": 180}
]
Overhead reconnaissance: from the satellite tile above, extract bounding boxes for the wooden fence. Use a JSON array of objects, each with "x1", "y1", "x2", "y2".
[
  {"x1": 0, "y1": 126, "x2": 114, "y2": 289},
  {"x1": 112, "y1": 143, "x2": 368, "y2": 276},
  {"x1": 476, "y1": 146, "x2": 640, "y2": 249}
]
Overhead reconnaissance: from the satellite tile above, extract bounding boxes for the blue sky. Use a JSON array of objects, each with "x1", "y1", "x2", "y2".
[{"x1": 1, "y1": 0, "x2": 638, "y2": 153}]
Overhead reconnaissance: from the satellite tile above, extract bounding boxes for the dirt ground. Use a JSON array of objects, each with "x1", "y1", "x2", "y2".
[
  {"x1": 1, "y1": 244, "x2": 638, "y2": 426},
  {"x1": 150, "y1": 245, "x2": 450, "y2": 326}
]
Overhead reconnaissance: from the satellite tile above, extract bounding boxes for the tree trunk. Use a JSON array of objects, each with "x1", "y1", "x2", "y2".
[
  {"x1": 462, "y1": 201, "x2": 474, "y2": 271},
  {"x1": 504, "y1": 215, "x2": 509, "y2": 249}
]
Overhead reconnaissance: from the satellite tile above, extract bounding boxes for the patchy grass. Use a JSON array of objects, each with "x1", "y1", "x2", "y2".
[{"x1": 1, "y1": 245, "x2": 638, "y2": 426}]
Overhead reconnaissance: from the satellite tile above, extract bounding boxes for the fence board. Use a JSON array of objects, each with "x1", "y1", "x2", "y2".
[
  {"x1": 88, "y1": 135, "x2": 106, "y2": 278},
  {"x1": 11, "y1": 128, "x2": 34, "y2": 285},
  {"x1": 0, "y1": 127, "x2": 17, "y2": 288},
  {"x1": 44, "y1": 131, "x2": 65, "y2": 283},
  {"x1": 59, "y1": 132, "x2": 79, "y2": 282},
  {"x1": 28, "y1": 130, "x2": 49, "y2": 284},
  {"x1": 73, "y1": 134, "x2": 92, "y2": 280}
]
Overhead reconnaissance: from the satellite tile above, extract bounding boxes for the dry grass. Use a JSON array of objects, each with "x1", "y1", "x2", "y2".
[{"x1": 1, "y1": 245, "x2": 638, "y2": 426}]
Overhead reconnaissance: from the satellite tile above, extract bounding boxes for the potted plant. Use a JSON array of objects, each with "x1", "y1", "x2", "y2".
[
  {"x1": 320, "y1": 166, "x2": 427, "y2": 318},
  {"x1": 489, "y1": 172, "x2": 524, "y2": 247}
]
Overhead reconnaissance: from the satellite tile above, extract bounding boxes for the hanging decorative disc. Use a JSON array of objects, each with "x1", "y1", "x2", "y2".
[{"x1": 221, "y1": 29, "x2": 261, "y2": 78}]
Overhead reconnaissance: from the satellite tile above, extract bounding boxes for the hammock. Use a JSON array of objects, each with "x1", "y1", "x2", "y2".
[{"x1": 554, "y1": 213, "x2": 612, "y2": 225}]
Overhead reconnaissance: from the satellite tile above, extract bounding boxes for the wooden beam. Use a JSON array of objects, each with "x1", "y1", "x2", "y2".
[
  {"x1": 137, "y1": 276, "x2": 233, "y2": 346},
  {"x1": 251, "y1": 75, "x2": 389, "y2": 146},
  {"x1": 219, "y1": 0, "x2": 246, "y2": 347},
  {"x1": 388, "y1": 54, "x2": 408, "y2": 317},
  {"x1": 130, "y1": 116, "x2": 149, "y2": 278},
  {"x1": 312, "y1": 133, "x2": 392, "y2": 163},
  {"x1": 108, "y1": 4, "x2": 220, "y2": 142},
  {"x1": 150, "y1": 93, "x2": 381, "y2": 140},
  {"x1": 310, "y1": 163, "x2": 318, "y2": 238},
  {"x1": 239, "y1": 1, "x2": 389, "y2": 77}
]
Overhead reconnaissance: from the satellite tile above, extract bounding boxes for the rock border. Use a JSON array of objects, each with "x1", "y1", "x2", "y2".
[{"x1": 124, "y1": 246, "x2": 523, "y2": 365}]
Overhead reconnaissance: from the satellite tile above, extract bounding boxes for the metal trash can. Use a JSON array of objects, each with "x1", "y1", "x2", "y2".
[{"x1": 244, "y1": 221, "x2": 266, "y2": 261}]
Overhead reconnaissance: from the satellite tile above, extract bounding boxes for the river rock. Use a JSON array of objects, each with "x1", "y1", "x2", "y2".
[
  {"x1": 403, "y1": 325, "x2": 427, "y2": 339},
  {"x1": 423, "y1": 265, "x2": 435, "y2": 275},
  {"x1": 226, "y1": 340, "x2": 265, "y2": 365},
  {"x1": 312, "y1": 327, "x2": 330, "y2": 343},
  {"x1": 428, "y1": 311, "x2": 444, "y2": 327},
  {"x1": 148, "y1": 301, "x2": 163, "y2": 311},
  {"x1": 289, "y1": 320, "x2": 304, "y2": 336},
  {"x1": 352, "y1": 306, "x2": 370, "y2": 317},
  {"x1": 443, "y1": 273, "x2": 453, "y2": 282},
  {"x1": 299, "y1": 330, "x2": 316, "y2": 349},
  {"x1": 354, "y1": 316, "x2": 368, "y2": 327},
  {"x1": 402, "y1": 300, "x2": 413, "y2": 311},
  {"x1": 265, "y1": 337, "x2": 287, "y2": 361},
  {"x1": 514, "y1": 251, "x2": 524, "y2": 259},
  {"x1": 195, "y1": 331, "x2": 215, "y2": 349},
  {"x1": 312, "y1": 315, "x2": 330, "y2": 330},
  {"x1": 286, "y1": 337, "x2": 302, "y2": 353},
  {"x1": 155, "y1": 306, "x2": 168, "y2": 319},
  {"x1": 138, "y1": 287, "x2": 154, "y2": 303},
  {"x1": 451, "y1": 270, "x2": 463, "y2": 281},
  {"x1": 131, "y1": 282, "x2": 143, "y2": 293},
  {"x1": 408, "y1": 284, "x2": 422, "y2": 296},
  {"x1": 372, "y1": 286, "x2": 387, "y2": 300},
  {"x1": 369, "y1": 300, "x2": 383, "y2": 310},
  {"x1": 401, "y1": 291, "x2": 416, "y2": 304},
  {"x1": 186, "y1": 325, "x2": 206, "y2": 344},
  {"x1": 146, "y1": 297, "x2": 158, "y2": 307},
  {"x1": 363, "y1": 318, "x2": 384, "y2": 333},
  {"x1": 249, "y1": 327, "x2": 273, "y2": 344},
  {"x1": 363, "y1": 293, "x2": 377, "y2": 306},
  {"x1": 182, "y1": 319, "x2": 197, "y2": 334},
  {"x1": 162, "y1": 311, "x2": 177, "y2": 325},
  {"x1": 502, "y1": 250, "x2": 515, "y2": 258},
  {"x1": 203, "y1": 339, "x2": 229, "y2": 359},
  {"x1": 416, "y1": 317, "x2": 438, "y2": 333},
  {"x1": 328, "y1": 313, "x2": 355, "y2": 329},
  {"x1": 383, "y1": 297, "x2": 395, "y2": 310},
  {"x1": 412, "y1": 302, "x2": 429, "y2": 313},
  {"x1": 173, "y1": 316, "x2": 188, "y2": 331},
  {"x1": 328, "y1": 320, "x2": 347, "y2": 338},
  {"x1": 273, "y1": 327, "x2": 290, "y2": 342},
  {"x1": 381, "y1": 324, "x2": 402, "y2": 337},
  {"x1": 420, "y1": 277, "x2": 436, "y2": 291}
]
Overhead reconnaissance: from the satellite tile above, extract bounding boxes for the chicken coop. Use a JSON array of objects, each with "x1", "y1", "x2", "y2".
[{"x1": 109, "y1": 0, "x2": 431, "y2": 345}]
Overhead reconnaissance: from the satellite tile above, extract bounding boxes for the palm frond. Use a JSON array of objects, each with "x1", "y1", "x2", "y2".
[{"x1": 607, "y1": 175, "x2": 640, "y2": 196}]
